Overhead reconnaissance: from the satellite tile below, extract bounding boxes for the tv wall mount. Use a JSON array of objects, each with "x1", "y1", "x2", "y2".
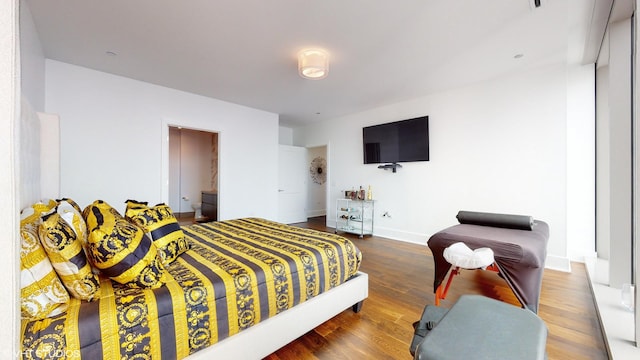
[{"x1": 378, "y1": 163, "x2": 402, "y2": 173}]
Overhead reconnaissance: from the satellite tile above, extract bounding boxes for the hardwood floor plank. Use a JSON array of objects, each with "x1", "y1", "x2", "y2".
[{"x1": 264, "y1": 218, "x2": 608, "y2": 360}]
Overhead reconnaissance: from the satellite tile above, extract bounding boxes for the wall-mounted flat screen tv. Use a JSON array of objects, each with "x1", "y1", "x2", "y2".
[{"x1": 363, "y1": 116, "x2": 429, "y2": 164}]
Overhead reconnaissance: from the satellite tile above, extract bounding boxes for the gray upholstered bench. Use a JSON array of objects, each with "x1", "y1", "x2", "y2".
[{"x1": 411, "y1": 295, "x2": 547, "y2": 360}]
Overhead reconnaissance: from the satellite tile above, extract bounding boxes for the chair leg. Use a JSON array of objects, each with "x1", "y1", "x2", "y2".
[
  {"x1": 486, "y1": 263, "x2": 499, "y2": 273},
  {"x1": 435, "y1": 284, "x2": 443, "y2": 306},
  {"x1": 435, "y1": 267, "x2": 460, "y2": 306},
  {"x1": 435, "y1": 263, "x2": 499, "y2": 306}
]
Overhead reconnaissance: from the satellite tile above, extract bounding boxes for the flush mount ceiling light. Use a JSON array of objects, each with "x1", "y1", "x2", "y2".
[{"x1": 298, "y1": 49, "x2": 329, "y2": 80}]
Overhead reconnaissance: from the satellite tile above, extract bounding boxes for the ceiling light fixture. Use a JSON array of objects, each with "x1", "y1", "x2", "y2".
[{"x1": 298, "y1": 49, "x2": 329, "y2": 80}]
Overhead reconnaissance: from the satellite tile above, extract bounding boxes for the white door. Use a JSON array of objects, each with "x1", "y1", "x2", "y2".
[{"x1": 278, "y1": 145, "x2": 307, "y2": 224}]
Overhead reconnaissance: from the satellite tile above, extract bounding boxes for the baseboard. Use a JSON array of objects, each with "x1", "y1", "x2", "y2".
[
  {"x1": 306, "y1": 209, "x2": 326, "y2": 218},
  {"x1": 327, "y1": 220, "x2": 427, "y2": 245},
  {"x1": 372, "y1": 226, "x2": 427, "y2": 245}
]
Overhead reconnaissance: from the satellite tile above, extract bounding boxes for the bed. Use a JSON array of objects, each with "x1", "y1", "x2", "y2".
[{"x1": 20, "y1": 217, "x2": 367, "y2": 359}]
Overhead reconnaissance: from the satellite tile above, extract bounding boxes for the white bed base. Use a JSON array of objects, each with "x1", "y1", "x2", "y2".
[{"x1": 185, "y1": 271, "x2": 369, "y2": 360}]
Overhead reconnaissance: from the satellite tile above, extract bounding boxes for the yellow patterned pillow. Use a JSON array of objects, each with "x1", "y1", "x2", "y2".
[
  {"x1": 20, "y1": 203, "x2": 70, "y2": 320},
  {"x1": 39, "y1": 206, "x2": 100, "y2": 301},
  {"x1": 55, "y1": 199, "x2": 89, "y2": 250},
  {"x1": 124, "y1": 199, "x2": 148, "y2": 211},
  {"x1": 59, "y1": 197, "x2": 81, "y2": 211},
  {"x1": 86, "y1": 214, "x2": 168, "y2": 289},
  {"x1": 82, "y1": 200, "x2": 123, "y2": 232},
  {"x1": 60, "y1": 198, "x2": 100, "y2": 277},
  {"x1": 40, "y1": 198, "x2": 57, "y2": 210},
  {"x1": 125, "y1": 201, "x2": 190, "y2": 265}
]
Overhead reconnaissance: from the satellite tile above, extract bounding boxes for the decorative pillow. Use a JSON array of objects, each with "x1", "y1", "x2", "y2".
[
  {"x1": 58, "y1": 197, "x2": 82, "y2": 213},
  {"x1": 125, "y1": 201, "x2": 190, "y2": 265},
  {"x1": 58, "y1": 198, "x2": 100, "y2": 278},
  {"x1": 125, "y1": 199, "x2": 148, "y2": 211},
  {"x1": 82, "y1": 200, "x2": 123, "y2": 232},
  {"x1": 56, "y1": 198, "x2": 88, "y2": 242},
  {"x1": 86, "y1": 214, "x2": 168, "y2": 289},
  {"x1": 20, "y1": 203, "x2": 69, "y2": 320},
  {"x1": 40, "y1": 198, "x2": 58, "y2": 210},
  {"x1": 39, "y1": 207, "x2": 100, "y2": 301}
]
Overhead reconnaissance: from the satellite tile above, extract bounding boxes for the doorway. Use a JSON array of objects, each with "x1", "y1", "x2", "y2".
[
  {"x1": 306, "y1": 145, "x2": 328, "y2": 220},
  {"x1": 276, "y1": 144, "x2": 328, "y2": 224},
  {"x1": 168, "y1": 126, "x2": 219, "y2": 222}
]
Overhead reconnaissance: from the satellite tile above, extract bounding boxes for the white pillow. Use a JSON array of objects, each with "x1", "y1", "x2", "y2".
[
  {"x1": 443, "y1": 242, "x2": 494, "y2": 269},
  {"x1": 20, "y1": 203, "x2": 70, "y2": 320}
]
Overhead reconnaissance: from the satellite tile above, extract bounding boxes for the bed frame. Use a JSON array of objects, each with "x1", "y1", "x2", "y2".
[
  {"x1": 28, "y1": 110, "x2": 369, "y2": 359},
  {"x1": 186, "y1": 271, "x2": 368, "y2": 359}
]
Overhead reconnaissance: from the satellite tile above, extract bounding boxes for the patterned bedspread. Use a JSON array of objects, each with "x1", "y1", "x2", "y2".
[{"x1": 21, "y1": 218, "x2": 362, "y2": 359}]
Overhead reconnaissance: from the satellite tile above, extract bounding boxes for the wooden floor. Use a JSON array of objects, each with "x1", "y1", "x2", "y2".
[{"x1": 264, "y1": 217, "x2": 608, "y2": 360}]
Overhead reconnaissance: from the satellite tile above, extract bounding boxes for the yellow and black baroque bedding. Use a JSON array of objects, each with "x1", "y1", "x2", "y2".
[{"x1": 21, "y1": 218, "x2": 362, "y2": 360}]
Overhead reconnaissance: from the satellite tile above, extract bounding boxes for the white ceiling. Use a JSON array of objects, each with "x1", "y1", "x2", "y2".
[{"x1": 25, "y1": 0, "x2": 604, "y2": 127}]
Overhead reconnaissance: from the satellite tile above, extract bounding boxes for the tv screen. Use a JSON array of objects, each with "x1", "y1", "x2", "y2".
[{"x1": 363, "y1": 116, "x2": 429, "y2": 164}]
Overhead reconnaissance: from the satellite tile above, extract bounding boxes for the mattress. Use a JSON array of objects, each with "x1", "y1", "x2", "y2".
[{"x1": 21, "y1": 218, "x2": 362, "y2": 359}]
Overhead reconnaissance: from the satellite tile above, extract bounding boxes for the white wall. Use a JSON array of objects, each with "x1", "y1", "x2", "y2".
[
  {"x1": 45, "y1": 60, "x2": 279, "y2": 220},
  {"x1": 596, "y1": 65, "x2": 610, "y2": 259},
  {"x1": 279, "y1": 126, "x2": 293, "y2": 145},
  {"x1": 1, "y1": 0, "x2": 19, "y2": 357},
  {"x1": 295, "y1": 63, "x2": 595, "y2": 267},
  {"x1": 39, "y1": 112, "x2": 60, "y2": 198},
  {"x1": 605, "y1": 18, "x2": 633, "y2": 288},
  {"x1": 566, "y1": 64, "x2": 596, "y2": 262},
  {"x1": 19, "y1": 0, "x2": 44, "y2": 111}
]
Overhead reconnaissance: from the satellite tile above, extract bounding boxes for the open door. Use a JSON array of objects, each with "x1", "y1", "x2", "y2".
[{"x1": 168, "y1": 127, "x2": 218, "y2": 221}]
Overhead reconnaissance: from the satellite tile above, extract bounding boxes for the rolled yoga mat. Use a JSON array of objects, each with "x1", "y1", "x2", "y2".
[{"x1": 456, "y1": 210, "x2": 534, "y2": 231}]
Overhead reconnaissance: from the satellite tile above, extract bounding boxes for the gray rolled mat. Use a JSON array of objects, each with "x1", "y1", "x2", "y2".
[{"x1": 456, "y1": 210, "x2": 534, "y2": 231}]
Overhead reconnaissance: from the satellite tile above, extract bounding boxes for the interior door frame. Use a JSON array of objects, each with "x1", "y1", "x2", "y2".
[{"x1": 161, "y1": 118, "x2": 221, "y2": 218}]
